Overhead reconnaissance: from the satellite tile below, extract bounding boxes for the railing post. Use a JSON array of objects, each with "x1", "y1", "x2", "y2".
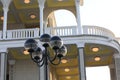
[{"x1": 34, "y1": 28, "x2": 40, "y2": 37}]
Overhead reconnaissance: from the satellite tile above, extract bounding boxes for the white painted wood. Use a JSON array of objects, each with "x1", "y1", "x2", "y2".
[
  {"x1": 78, "y1": 48, "x2": 86, "y2": 80},
  {"x1": 75, "y1": 0, "x2": 82, "y2": 34},
  {"x1": 37, "y1": 0, "x2": 46, "y2": 35},
  {"x1": 0, "y1": 53, "x2": 7, "y2": 80}
]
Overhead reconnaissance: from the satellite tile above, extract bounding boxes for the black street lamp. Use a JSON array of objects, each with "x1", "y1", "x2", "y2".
[{"x1": 24, "y1": 34, "x2": 67, "y2": 80}]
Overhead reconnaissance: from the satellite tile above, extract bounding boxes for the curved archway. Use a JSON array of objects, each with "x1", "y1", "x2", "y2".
[{"x1": 47, "y1": 9, "x2": 77, "y2": 27}]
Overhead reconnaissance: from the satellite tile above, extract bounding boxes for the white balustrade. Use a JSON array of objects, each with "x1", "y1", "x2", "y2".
[
  {"x1": 6, "y1": 28, "x2": 39, "y2": 39},
  {"x1": 0, "y1": 25, "x2": 115, "y2": 40},
  {"x1": 45, "y1": 26, "x2": 77, "y2": 36},
  {"x1": 83, "y1": 25, "x2": 115, "y2": 37},
  {"x1": 45, "y1": 25, "x2": 115, "y2": 38}
]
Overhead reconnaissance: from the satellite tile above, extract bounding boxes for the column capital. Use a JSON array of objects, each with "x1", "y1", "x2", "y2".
[
  {"x1": 114, "y1": 54, "x2": 120, "y2": 58},
  {"x1": 37, "y1": 0, "x2": 46, "y2": 8},
  {"x1": 76, "y1": 42, "x2": 85, "y2": 48},
  {"x1": 0, "y1": 47, "x2": 8, "y2": 53},
  {"x1": 75, "y1": 0, "x2": 80, "y2": 4},
  {"x1": 1, "y1": 0, "x2": 12, "y2": 8}
]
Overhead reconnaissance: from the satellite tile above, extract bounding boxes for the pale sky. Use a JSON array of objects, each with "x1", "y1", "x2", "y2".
[
  {"x1": 80, "y1": 0, "x2": 120, "y2": 37},
  {"x1": 54, "y1": 0, "x2": 117, "y2": 80},
  {"x1": 86, "y1": 66, "x2": 110, "y2": 80}
]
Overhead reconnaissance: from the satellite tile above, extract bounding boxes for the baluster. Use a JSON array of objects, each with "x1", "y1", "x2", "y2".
[
  {"x1": 15, "y1": 31, "x2": 17, "y2": 38},
  {"x1": 28, "y1": 30, "x2": 30, "y2": 37}
]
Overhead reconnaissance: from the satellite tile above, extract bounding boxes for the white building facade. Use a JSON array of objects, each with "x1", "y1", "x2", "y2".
[{"x1": 0, "y1": 0, "x2": 120, "y2": 80}]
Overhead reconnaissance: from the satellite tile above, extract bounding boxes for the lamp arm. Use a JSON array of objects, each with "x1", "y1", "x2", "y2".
[
  {"x1": 47, "y1": 50, "x2": 58, "y2": 62},
  {"x1": 49, "y1": 57, "x2": 61, "y2": 65}
]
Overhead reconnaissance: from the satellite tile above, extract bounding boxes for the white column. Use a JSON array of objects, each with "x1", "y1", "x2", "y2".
[
  {"x1": 77, "y1": 43, "x2": 86, "y2": 80},
  {"x1": 114, "y1": 54, "x2": 120, "y2": 80},
  {"x1": 39, "y1": 65, "x2": 45, "y2": 80},
  {"x1": 0, "y1": 52, "x2": 7, "y2": 80},
  {"x1": 0, "y1": 0, "x2": 12, "y2": 39},
  {"x1": 37, "y1": 0, "x2": 46, "y2": 36},
  {"x1": 75, "y1": 0, "x2": 82, "y2": 34}
]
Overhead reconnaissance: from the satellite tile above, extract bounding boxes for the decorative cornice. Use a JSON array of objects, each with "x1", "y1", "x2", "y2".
[
  {"x1": 0, "y1": 0, "x2": 12, "y2": 8},
  {"x1": 37, "y1": 0, "x2": 46, "y2": 8}
]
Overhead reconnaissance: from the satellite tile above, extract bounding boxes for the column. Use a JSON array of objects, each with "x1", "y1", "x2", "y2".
[
  {"x1": 114, "y1": 54, "x2": 120, "y2": 80},
  {"x1": 0, "y1": 0, "x2": 12, "y2": 39},
  {"x1": 37, "y1": 0, "x2": 46, "y2": 35},
  {"x1": 109, "y1": 64, "x2": 116, "y2": 80},
  {"x1": 77, "y1": 43, "x2": 86, "y2": 80},
  {"x1": 75, "y1": 0, "x2": 82, "y2": 34},
  {"x1": 0, "y1": 48, "x2": 8, "y2": 80},
  {"x1": 8, "y1": 60, "x2": 16, "y2": 80},
  {"x1": 39, "y1": 65, "x2": 45, "y2": 80}
]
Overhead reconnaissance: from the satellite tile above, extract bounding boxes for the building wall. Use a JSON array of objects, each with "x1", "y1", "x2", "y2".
[{"x1": 12, "y1": 59, "x2": 39, "y2": 80}]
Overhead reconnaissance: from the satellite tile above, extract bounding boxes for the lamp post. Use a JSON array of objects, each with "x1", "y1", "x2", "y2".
[{"x1": 24, "y1": 34, "x2": 67, "y2": 80}]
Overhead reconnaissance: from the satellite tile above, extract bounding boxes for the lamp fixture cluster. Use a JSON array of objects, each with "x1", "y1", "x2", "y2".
[{"x1": 24, "y1": 34, "x2": 67, "y2": 67}]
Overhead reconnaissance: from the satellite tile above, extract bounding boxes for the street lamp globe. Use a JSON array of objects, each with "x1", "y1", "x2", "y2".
[
  {"x1": 39, "y1": 34, "x2": 51, "y2": 47},
  {"x1": 24, "y1": 39, "x2": 38, "y2": 52},
  {"x1": 57, "y1": 45, "x2": 67, "y2": 58},
  {"x1": 50, "y1": 36, "x2": 63, "y2": 50}
]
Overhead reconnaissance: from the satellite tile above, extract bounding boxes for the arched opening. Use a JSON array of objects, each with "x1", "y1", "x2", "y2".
[
  {"x1": 47, "y1": 9, "x2": 77, "y2": 27},
  {"x1": 46, "y1": 9, "x2": 77, "y2": 36},
  {"x1": 54, "y1": 9, "x2": 77, "y2": 26}
]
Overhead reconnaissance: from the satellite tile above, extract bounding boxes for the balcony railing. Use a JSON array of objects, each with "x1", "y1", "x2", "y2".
[
  {"x1": 0, "y1": 25, "x2": 115, "y2": 40},
  {"x1": 45, "y1": 25, "x2": 115, "y2": 37},
  {"x1": 82, "y1": 25, "x2": 115, "y2": 37},
  {"x1": 45, "y1": 26, "x2": 77, "y2": 36},
  {"x1": 6, "y1": 28, "x2": 39, "y2": 39}
]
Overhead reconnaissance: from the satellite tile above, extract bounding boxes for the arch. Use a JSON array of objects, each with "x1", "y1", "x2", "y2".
[{"x1": 45, "y1": 9, "x2": 77, "y2": 28}]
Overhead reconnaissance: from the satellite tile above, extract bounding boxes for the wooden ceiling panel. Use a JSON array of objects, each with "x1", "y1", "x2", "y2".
[
  {"x1": 56, "y1": 67, "x2": 79, "y2": 75},
  {"x1": 56, "y1": 58, "x2": 78, "y2": 68},
  {"x1": 85, "y1": 55, "x2": 113, "y2": 66},
  {"x1": 84, "y1": 43, "x2": 114, "y2": 55},
  {"x1": 18, "y1": 9, "x2": 39, "y2": 23},
  {"x1": 9, "y1": 48, "x2": 30, "y2": 60},
  {"x1": 13, "y1": 0, "x2": 38, "y2": 9},
  {"x1": 47, "y1": 0, "x2": 74, "y2": 7}
]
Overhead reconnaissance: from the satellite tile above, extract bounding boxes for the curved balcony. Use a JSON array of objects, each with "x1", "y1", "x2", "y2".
[
  {"x1": 45, "y1": 25, "x2": 115, "y2": 38},
  {"x1": 0, "y1": 25, "x2": 115, "y2": 40}
]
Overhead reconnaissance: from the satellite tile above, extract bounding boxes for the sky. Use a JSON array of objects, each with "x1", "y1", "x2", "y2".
[
  {"x1": 86, "y1": 66, "x2": 110, "y2": 80},
  {"x1": 53, "y1": 0, "x2": 119, "y2": 80},
  {"x1": 80, "y1": 0, "x2": 120, "y2": 37}
]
